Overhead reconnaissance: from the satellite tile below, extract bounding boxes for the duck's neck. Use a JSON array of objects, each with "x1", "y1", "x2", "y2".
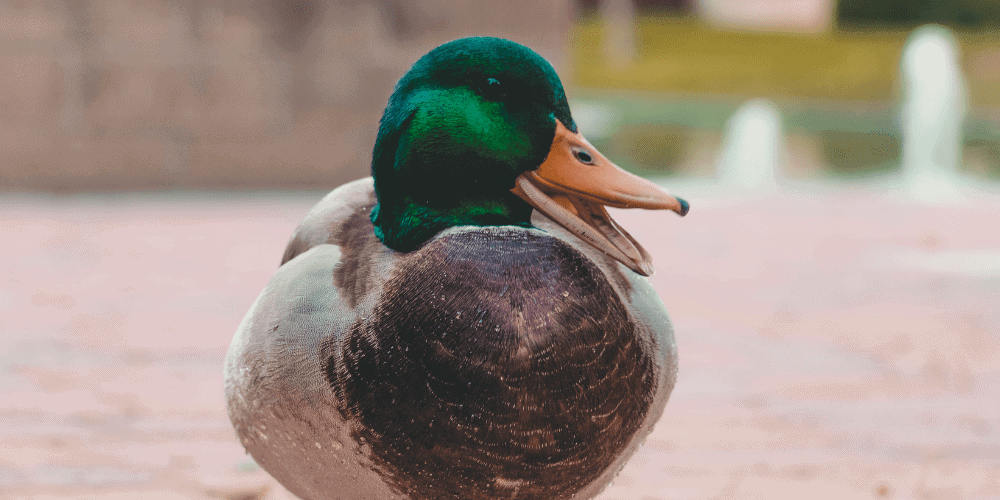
[{"x1": 370, "y1": 191, "x2": 533, "y2": 253}]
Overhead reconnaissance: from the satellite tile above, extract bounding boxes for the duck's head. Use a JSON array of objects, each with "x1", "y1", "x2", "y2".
[{"x1": 370, "y1": 37, "x2": 688, "y2": 276}]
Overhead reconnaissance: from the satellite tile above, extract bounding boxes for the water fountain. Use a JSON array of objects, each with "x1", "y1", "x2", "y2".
[
  {"x1": 898, "y1": 24, "x2": 968, "y2": 203},
  {"x1": 716, "y1": 98, "x2": 784, "y2": 191}
]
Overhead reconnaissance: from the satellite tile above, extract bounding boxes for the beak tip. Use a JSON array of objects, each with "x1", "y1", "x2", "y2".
[{"x1": 677, "y1": 197, "x2": 690, "y2": 217}]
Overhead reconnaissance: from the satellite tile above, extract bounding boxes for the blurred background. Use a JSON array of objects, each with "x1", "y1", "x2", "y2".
[
  {"x1": 2, "y1": 0, "x2": 1000, "y2": 188},
  {"x1": 2, "y1": 1, "x2": 999, "y2": 499}
]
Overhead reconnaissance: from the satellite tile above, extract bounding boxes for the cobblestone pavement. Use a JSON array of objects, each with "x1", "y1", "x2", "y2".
[{"x1": 2, "y1": 184, "x2": 998, "y2": 499}]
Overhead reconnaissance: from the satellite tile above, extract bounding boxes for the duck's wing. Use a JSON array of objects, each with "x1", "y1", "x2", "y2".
[
  {"x1": 225, "y1": 177, "x2": 405, "y2": 500},
  {"x1": 282, "y1": 177, "x2": 377, "y2": 266}
]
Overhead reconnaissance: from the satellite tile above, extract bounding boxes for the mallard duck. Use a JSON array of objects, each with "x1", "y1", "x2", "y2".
[{"x1": 225, "y1": 37, "x2": 688, "y2": 500}]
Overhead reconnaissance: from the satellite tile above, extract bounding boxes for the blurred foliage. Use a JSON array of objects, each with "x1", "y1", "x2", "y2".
[
  {"x1": 838, "y1": 0, "x2": 1000, "y2": 28},
  {"x1": 571, "y1": 88, "x2": 1000, "y2": 177},
  {"x1": 569, "y1": 17, "x2": 1000, "y2": 108},
  {"x1": 618, "y1": 123, "x2": 690, "y2": 174},
  {"x1": 965, "y1": 139, "x2": 1000, "y2": 178},
  {"x1": 820, "y1": 130, "x2": 899, "y2": 174},
  {"x1": 569, "y1": 15, "x2": 1000, "y2": 177},
  {"x1": 576, "y1": 0, "x2": 692, "y2": 14}
]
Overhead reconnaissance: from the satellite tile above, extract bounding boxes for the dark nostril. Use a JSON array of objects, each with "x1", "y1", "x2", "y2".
[{"x1": 574, "y1": 149, "x2": 593, "y2": 164}]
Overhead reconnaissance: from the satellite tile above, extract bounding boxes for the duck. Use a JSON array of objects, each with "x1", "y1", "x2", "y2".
[{"x1": 224, "y1": 36, "x2": 689, "y2": 500}]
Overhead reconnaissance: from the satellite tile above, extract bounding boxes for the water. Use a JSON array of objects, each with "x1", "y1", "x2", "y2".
[
  {"x1": 716, "y1": 98, "x2": 784, "y2": 191},
  {"x1": 898, "y1": 24, "x2": 969, "y2": 204}
]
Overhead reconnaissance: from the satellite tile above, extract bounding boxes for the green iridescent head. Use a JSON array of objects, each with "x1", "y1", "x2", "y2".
[{"x1": 369, "y1": 37, "x2": 576, "y2": 252}]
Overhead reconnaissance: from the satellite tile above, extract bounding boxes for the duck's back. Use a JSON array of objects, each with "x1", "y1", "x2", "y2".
[{"x1": 225, "y1": 178, "x2": 677, "y2": 500}]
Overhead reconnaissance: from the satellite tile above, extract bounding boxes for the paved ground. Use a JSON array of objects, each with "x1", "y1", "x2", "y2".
[{"x1": 1, "y1": 181, "x2": 998, "y2": 499}]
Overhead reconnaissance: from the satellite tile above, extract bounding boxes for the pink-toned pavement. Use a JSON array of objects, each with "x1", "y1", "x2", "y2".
[{"x1": 1, "y1": 184, "x2": 998, "y2": 500}]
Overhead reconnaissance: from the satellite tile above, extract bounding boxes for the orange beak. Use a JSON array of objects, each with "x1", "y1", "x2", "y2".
[{"x1": 512, "y1": 119, "x2": 688, "y2": 276}]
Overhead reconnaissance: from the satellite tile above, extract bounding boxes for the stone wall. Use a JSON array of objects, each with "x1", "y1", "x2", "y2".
[{"x1": 0, "y1": 0, "x2": 573, "y2": 190}]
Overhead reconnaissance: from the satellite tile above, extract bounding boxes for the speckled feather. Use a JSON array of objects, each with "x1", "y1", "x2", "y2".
[{"x1": 226, "y1": 178, "x2": 677, "y2": 500}]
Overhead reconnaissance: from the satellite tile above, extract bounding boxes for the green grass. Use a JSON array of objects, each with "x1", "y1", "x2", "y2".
[
  {"x1": 569, "y1": 16, "x2": 1000, "y2": 109},
  {"x1": 567, "y1": 17, "x2": 1000, "y2": 177}
]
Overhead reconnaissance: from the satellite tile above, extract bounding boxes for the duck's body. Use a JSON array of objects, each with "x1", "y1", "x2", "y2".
[
  {"x1": 225, "y1": 37, "x2": 687, "y2": 500},
  {"x1": 226, "y1": 177, "x2": 676, "y2": 500}
]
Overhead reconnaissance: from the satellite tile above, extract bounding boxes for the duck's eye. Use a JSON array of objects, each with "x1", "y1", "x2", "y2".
[
  {"x1": 573, "y1": 147, "x2": 595, "y2": 165},
  {"x1": 479, "y1": 77, "x2": 505, "y2": 101}
]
